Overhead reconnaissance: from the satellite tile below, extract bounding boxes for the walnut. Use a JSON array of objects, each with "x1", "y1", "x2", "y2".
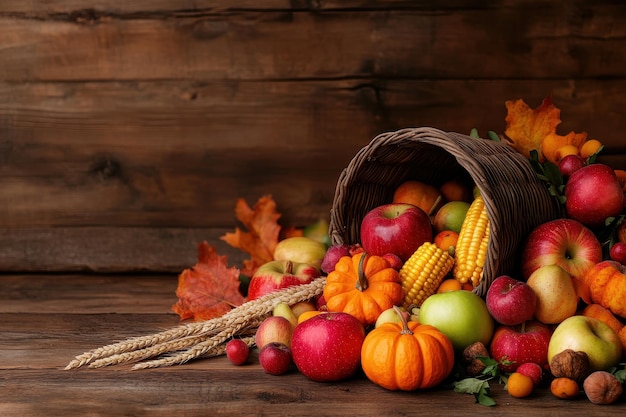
[
  {"x1": 462, "y1": 341, "x2": 490, "y2": 376},
  {"x1": 583, "y1": 371, "x2": 624, "y2": 405},
  {"x1": 549, "y1": 349, "x2": 591, "y2": 382}
]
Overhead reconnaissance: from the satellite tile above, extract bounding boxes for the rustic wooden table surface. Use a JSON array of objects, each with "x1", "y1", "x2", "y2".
[{"x1": 1, "y1": 274, "x2": 624, "y2": 417}]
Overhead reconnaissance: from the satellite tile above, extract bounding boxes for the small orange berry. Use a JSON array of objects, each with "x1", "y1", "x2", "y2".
[
  {"x1": 580, "y1": 139, "x2": 603, "y2": 159},
  {"x1": 436, "y1": 279, "x2": 462, "y2": 293},
  {"x1": 550, "y1": 377, "x2": 580, "y2": 400},
  {"x1": 507, "y1": 372, "x2": 534, "y2": 398},
  {"x1": 461, "y1": 282, "x2": 474, "y2": 291}
]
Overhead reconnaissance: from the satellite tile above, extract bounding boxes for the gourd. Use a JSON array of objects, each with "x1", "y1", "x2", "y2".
[
  {"x1": 323, "y1": 252, "x2": 403, "y2": 326},
  {"x1": 581, "y1": 260, "x2": 626, "y2": 319},
  {"x1": 361, "y1": 306, "x2": 455, "y2": 391}
]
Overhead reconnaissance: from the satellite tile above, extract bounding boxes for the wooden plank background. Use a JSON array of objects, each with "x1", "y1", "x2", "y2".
[{"x1": 1, "y1": 0, "x2": 625, "y2": 272}]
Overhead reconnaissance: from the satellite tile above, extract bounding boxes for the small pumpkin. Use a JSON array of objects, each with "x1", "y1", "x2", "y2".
[
  {"x1": 323, "y1": 252, "x2": 403, "y2": 326},
  {"x1": 581, "y1": 260, "x2": 626, "y2": 319},
  {"x1": 361, "y1": 306, "x2": 455, "y2": 391}
]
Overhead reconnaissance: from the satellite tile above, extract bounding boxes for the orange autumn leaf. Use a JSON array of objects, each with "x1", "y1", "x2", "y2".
[
  {"x1": 221, "y1": 195, "x2": 281, "y2": 277},
  {"x1": 172, "y1": 241, "x2": 245, "y2": 321},
  {"x1": 504, "y1": 96, "x2": 562, "y2": 160}
]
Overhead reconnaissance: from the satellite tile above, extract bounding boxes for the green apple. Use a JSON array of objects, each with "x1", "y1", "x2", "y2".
[
  {"x1": 526, "y1": 264, "x2": 578, "y2": 324},
  {"x1": 433, "y1": 201, "x2": 470, "y2": 233},
  {"x1": 273, "y1": 236, "x2": 327, "y2": 268},
  {"x1": 548, "y1": 315, "x2": 622, "y2": 372},
  {"x1": 419, "y1": 290, "x2": 494, "y2": 351}
]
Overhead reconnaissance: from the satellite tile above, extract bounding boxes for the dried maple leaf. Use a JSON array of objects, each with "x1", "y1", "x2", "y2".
[
  {"x1": 221, "y1": 195, "x2": 281, "y2": 277},
  {"x1": 504, "y1": 96, "x2": 562, "y2": 160},
  {"x1": 172, "y1": 241, "x2": 245, "y2": 321}
]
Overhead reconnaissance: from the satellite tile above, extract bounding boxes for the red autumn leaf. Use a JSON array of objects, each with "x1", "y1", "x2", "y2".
[
  {"x1": 172, "y1": 241, "x2": 245, "y2": 321},
  {"x1": 504, "y1": 96, "x2": 562, "y2": 160},
  {"x1": 220, "y1": 195, "x2": 282, "y2": 277}
]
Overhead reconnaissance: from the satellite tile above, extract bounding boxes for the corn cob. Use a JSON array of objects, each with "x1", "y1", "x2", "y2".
[
  {"x1": 453, "y1": 194, "x2": 490, "y2": 287},
  {"x1": 399, "y1": 242, "x2": 455, "y2": 308}
]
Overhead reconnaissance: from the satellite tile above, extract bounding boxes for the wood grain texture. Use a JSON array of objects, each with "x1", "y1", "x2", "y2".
[
  {"x1": 1, "y1": 274, "x2": 624, "y2": 417},
  {"x1": 1, "y1": 0, "x2": 625, "y2": 271}
]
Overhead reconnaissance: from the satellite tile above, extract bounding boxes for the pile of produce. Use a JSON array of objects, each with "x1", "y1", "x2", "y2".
[{"x1": 66, "y1": 97, "x2": 626, "y2": 406}]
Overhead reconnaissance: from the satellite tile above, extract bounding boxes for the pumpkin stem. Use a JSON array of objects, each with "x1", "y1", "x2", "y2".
[
  {"x1": 284, "y1": 260, "x2": 293, "y2": 275},
  {"x1": 355, "y1": 252, "x2": 369, "y2": 292},
  {"x1": 393, "y1": 305, "x2": 413, "y2": 335}
]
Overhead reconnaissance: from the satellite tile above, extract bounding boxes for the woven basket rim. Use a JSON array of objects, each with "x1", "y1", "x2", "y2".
[{"x1": 328, "y1": 126, "x2": 562, "y2": 296}]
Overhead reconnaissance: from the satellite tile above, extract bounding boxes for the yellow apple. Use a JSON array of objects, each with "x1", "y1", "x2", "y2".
[
  {"x1": 273, "y1": 237, "x2": 327, "y2": 268},
  {"x1": 526, "y1": 264, "x2": 578, "y2": 324}
]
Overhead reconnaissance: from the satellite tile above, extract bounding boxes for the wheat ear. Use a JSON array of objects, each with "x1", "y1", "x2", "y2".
[{"x1": 65, "y1": 277, "x2": 325, "y2": 370}]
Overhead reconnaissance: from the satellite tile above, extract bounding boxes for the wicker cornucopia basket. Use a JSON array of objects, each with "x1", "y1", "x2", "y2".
[{"x1": 329, "y1": 127, "x2": 564, "y2": 297}]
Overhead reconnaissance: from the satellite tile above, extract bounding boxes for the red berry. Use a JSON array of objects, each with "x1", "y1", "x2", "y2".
[
  {"x1": 516, "y1": 362, "x2": 543, "y2": 386},
  {"x1": 225, "y1": 339, "x2": 250, "y2": 366}
]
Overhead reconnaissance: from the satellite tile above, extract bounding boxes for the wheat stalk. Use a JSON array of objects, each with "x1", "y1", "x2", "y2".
[{"x1": 65, "y1": 277, "x2": 325, "y2": 370}]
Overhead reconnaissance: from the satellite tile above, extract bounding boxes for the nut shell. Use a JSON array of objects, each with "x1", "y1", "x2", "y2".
[
  {"x1": 462, "y1": 341, "x2": 489, "y2": 376},
  {"x1": 549, "y1": 349, "x2": 591, "y2": 382},
  {"x1": 583, "y1": 371, "x2": 623, "y2": 405}
]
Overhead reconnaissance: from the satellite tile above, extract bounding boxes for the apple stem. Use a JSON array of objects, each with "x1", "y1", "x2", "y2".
[
  {"x1": 284, "y1": 260, "x2": 293, "y2": 275},
  {"x1": 393, "y1": 305, "x2": 413, "y2": 335},
  {"x1": 355, "y1": 253, "x2": 369, "y2": 292},
  {"x1": 520, "y1": 320, "x2": 526, "y2": 333}
]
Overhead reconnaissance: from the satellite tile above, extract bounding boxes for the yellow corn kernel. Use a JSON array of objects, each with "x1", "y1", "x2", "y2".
[
  {"x1": 399, "y1": 242, "x2": 455, "y2": 308},
  {"x1": 453, "y1": 194, "x2": 490, "y2": 287}
]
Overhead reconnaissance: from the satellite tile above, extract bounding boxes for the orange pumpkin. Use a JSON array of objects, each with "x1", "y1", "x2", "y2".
[
  {"x1": 323, "y1": 252, "x2": 403, "y2": 326},
  {"x1": 361, "y1": 307, "x2": 455, "y2": 391},
  {"x1": 581, "y1": 260, "x2": 626, "y2": 319},
  {"x1": 581, "y1": 304, "x2": 624, "y2": 335}
]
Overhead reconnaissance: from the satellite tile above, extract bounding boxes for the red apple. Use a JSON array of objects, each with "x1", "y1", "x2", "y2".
[
  {"x1": 360, "y1": 203, "x2": 433, "y2": 262},
  {"x1": 609, "y1": 241, "x2": 626, "y2": 265},
  {"x1": 381, "y1": 253, "x2": 403, "y2": 270},
  {"x1": 247, "y1": 260, "x2": 320, "y2": 301},
  {"x1": 486, "y1": 275, "x2": 537, "y2": 326},
  {"x1": 291, "y1": 312, "x2": 365, "y2": 382},
  {"x1": 520, "y1": 218, "x2": 602, "y2": 281},
  {"x1": 320, "y1": 244, "x2": 351, "y2": 274},
  {"x1": 564, "y1": 163, "x2": 624, "y2": 227},
  {"x1": 255, "y1": 316, "x2": 294, "y2": 349},
  {"x1": 259, "y1": 342, "x2": 293, "y2": 375},
  {"x1": 558, "y1": 154, "x2": 585, "y2": 178},
  {"x1": 489, "y1": 320, "x2": 553, "y2": 373}
]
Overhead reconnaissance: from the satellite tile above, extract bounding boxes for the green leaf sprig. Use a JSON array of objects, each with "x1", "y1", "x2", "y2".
[{"x1": 453, "y1": 356, "x2": 512, "y2": 407}]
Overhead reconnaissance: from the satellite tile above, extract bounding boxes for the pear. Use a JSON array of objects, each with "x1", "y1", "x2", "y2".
[
  {"x1": 272, "y1": 302, "x2": 298, "y2": 329},
  {"x1": 527, "y1": 264, "x2": 578, "y2": 324}
]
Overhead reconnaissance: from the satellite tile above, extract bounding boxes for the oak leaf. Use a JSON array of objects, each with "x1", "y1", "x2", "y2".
[
  {"x1": 504, "y1": 96, "x2": 561, "y2": 160},
  {"x1": 221, "y1": 195, "x2": 281, "y2": 277},
  {"x1": 172, "y1": 241, "x2": 245, "y2": 321}
]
